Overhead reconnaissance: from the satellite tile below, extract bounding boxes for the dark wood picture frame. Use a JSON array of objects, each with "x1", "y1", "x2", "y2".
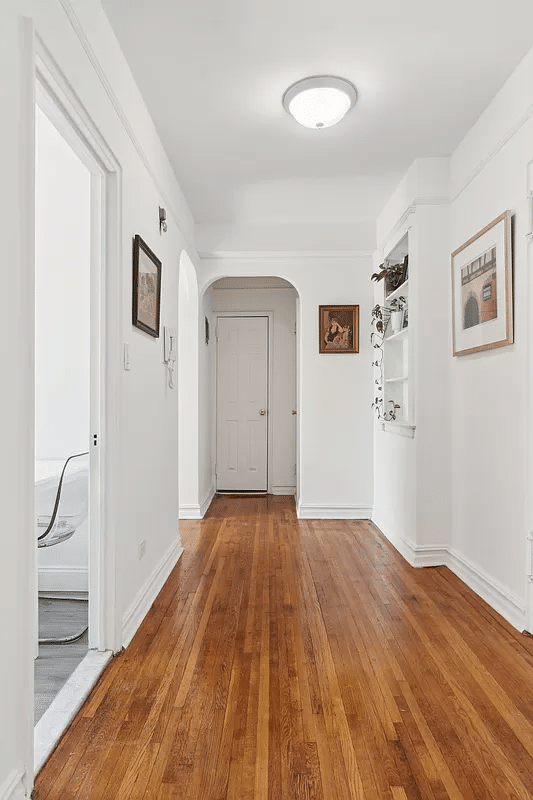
[
  {"x1": 319, "y1": 305, "x2": 359, "y2": 354},
  {"x1": 132, "y1": 234, "x2": 162, "y2": 338}
]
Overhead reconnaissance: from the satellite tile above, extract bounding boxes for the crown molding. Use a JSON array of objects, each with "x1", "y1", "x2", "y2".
[
  {"x1": 198, "y1": 249, "x2": 374, "y2": 261},
  {"x1": 379, "y1": 196, "x2": 450, "y2": 254},
  {"x1": 451, "y1": 102, "x2": 533, "y2": 203},
  {"x1": 58, "y1": 0, "x2": 195, "y2": 251}
]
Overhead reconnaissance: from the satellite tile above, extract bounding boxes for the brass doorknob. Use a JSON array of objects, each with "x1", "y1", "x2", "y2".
[{"x1": 259, "y1": 409, "x2": 266, "y2": 415}]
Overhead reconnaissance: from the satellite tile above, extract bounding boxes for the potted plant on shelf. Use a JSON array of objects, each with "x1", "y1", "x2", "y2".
[
  {"x1": 370, "y1": 255, "x2": 408, "y2": 296},
  {"x1": 370, "y1": 303, "x2": 404, "y2": 422},
  {"x1": 389, "y1": 296, "x2": 407, "y2": 334}
]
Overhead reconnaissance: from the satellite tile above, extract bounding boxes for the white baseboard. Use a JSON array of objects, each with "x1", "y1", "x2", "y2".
[
  {"x1": 179, "y1": 487, "x2": 215, "y2": 519},
  {"x1": 297, "y1": 504, "x2": 372, "y2": 519},
  {"x1": 200, "y1": 487, "x2": 216, "y2": 517},
  {"x1": 38, "y1": 565, "x2": 88, "y2": 593},
  {"x1": 0, "y1": 769, "x2": 26, "y2": 800},
  {"x1": 272, "y1": 485, "x2": 296, "y2": 495},
  {"x1": 372, "y1": 515, "x2": 526, "y2": 631},
  {"x1": 447, "y1": 548, "x2": 526, "y2": 632},
  {"x1": 122, "y1": 539, "x2": 184, "y2": 647},
  {"x1": 179, "y1": 504, "x2": 202, "y2": 519}
]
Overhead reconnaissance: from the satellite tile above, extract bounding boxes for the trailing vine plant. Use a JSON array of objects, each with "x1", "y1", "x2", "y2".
[{"x1": 370, "y1": 301, "x2": 404, "y2": 421}]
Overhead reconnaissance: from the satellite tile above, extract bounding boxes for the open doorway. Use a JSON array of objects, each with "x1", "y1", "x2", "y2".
[
  {"x1": 32, "y1": 53, "x2": 120, "y2": 769},
  {"x1": 211, "y1": 277, "x2": 298, "y2": 497},
  {"x1": 34, "y1": 105, "x2": 91, "y2": 723}
]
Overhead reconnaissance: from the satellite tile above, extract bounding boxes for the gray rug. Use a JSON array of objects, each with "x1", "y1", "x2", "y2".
[{"x1": 34, "y1": 596, "x2": 88, "y2": 724}]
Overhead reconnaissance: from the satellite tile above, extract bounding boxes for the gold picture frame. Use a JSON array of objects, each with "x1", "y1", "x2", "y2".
[{"x1": 319, "y1": 305, "x2": 359, "y2": 354}]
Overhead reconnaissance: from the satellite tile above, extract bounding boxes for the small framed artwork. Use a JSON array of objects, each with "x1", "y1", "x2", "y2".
[
  {"x1": 132, "y1": 234, "x2": 162, "y2": 338},
  {"x1": 319, "y1": 305, "x2": 359, "y2": 354},
  {"x1": 451, "y1": 211, "x2": 513, "y2": 357}
]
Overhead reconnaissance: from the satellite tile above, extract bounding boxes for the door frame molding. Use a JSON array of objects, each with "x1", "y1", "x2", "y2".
[
  {"x1": 215, "y1": 312, "x2": 274, "y2": 494},
  {"x1": 35, "y1": 36, "x2": 122, "y2": 654}
]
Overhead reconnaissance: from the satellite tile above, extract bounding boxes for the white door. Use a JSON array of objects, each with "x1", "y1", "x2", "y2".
[{"x1": 216, "y1": 316, "x2": 268, "y2": 491}]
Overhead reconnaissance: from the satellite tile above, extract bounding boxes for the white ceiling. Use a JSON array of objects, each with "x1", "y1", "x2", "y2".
[{"x1": 102, "y1": 0, "x2": 533, "y2": 227}]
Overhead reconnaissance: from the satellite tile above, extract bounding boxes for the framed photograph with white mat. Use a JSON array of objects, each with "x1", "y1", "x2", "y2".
[{"x1": 451, "y1": 211, "x2": 513, "y2": 357}]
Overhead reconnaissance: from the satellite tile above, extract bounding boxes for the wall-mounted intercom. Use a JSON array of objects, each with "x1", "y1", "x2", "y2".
[{"x1": 163, "y1": 326, "x2": 176, "y2": 388}]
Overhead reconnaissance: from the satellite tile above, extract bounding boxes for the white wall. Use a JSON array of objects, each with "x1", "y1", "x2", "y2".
[
  {"x1": 1, "y1": 1, "x2": 197, "y2": 793},
  {"x1": 372, "y1": 161, "x2": 452, "y2": 562},
  {"x1": 448, "y1": 45, "x2": 533, "y2": 628},
  {"x1": 198, "y1": 285, "x2": 215, "y2": 511},
  {"x1": 212, "y1": 279, "x2": 297, "y2": 493},
  {"x1": 35, "y1": 107, "x2": 90, "y2": 592},
  {"x1": 178, "y1": 250, "x2": 200, "y2": 517},
  {"x1": 199, "y1": 257, "x2": 375, "y2": 518},
  {"x1": 372, "y1": 45, "x2": 533, "y2": 631}
]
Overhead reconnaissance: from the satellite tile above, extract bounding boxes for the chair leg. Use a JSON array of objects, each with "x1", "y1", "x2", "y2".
[
  {"x1": 39, "y1": 624, "x2": 88, "y2": 645},
  {"x1": 38, "y1": 594, "x2": 88, "y2": 645}
]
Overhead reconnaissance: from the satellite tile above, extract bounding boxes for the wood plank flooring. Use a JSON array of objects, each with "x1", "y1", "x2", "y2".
[{"x1": 35, "y1": 495, "x2": 533, "y2": 799}]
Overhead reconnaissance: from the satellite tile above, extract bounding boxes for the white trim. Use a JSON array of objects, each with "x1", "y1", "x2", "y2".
[
  {"x1": 198, "y1": 250, "x2": 374, "y2": 261},
  {"x1": 57, "y1": 0, "x2": 194, "y2": 250},
  {"x1": 447, "y1": 548, "x2": 526, "y2": 632},
  {"x1": 179, "y1": 486, "x2": 216, "y2": 519},
  {"x1": 179, "y1": 504, "x2": 203, "y2": 520},
  {"x1": 34, "y1": 649, "x2": 112, "y2": 775},
  {"x1": 200, "y1": 487, "x2": 216, "y2": 517},
  {"x1": 372, "y1": 517, "x2": 526, "y2": 631},
  {"x1": 527, "y1": 191, "x2": 533, "y2": 242},
  {"x1": 122, "y1": 540, "x2": 184, "y2": 647},
  {"x1": 297, "y1": 504, "x2": 372, "y2": 519},
  {"x1": 371, "y1": 515, "x2": 418, "y2": 565},
  {"x1": 38, "y1": 566, "x2": 88, "y2": 593},
  {"x1": 35, "y1": 43, "x2": 122, "y2": 654},
  {"x1": 451, "y1": 103, "x2": 533, "y2": 203},
  {"x1": 408, "y1": 543, "x2": 448, "y2": 568},
  {"x1": 272, "y1": 485, "x2": 296, "y2": 495},
  {"x1": 0, "y1": 770, "x2": 26, "y2": 800},
  {"x1": 381, "y1": 422, "x2": 416, "y2": 438}
]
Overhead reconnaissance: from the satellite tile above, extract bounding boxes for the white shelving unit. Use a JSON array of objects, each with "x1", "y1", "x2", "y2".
[{"x1": 381, "y1": 233, "x2": 412, "y2": 429}]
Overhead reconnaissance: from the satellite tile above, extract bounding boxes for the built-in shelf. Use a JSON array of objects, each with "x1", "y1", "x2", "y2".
[
  {"x1": 386, "y1": 279, "x2": 409, "y2": 302},
  {"x1": 385, "y1": 376, "x2": 408, "y2": 384},
  {"x1": 385, "y1": 327, "x2": 408, "y2": 342},
  {"x1": 381, "y1": 421, "x2": 416, "y2": 438}
]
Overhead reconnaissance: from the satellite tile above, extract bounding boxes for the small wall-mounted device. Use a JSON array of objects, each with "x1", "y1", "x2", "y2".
[
  {"x1": 159, "y1": 206, "x2": 167, "y2": 234},
  {"x1": 163, "y1": 325, "x2": 176, "y2": 388}
]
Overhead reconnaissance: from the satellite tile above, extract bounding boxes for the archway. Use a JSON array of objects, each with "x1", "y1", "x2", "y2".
[
  {"x1": 202, "y1": 275, "x2": 300, "y2": 501},
  {"x1": 464, "y1": 294, "x2": 480, "y2": 329}
]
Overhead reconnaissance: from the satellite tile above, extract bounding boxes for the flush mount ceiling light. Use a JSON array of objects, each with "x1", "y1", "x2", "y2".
[{"x1": 282, "y1": 75, "x2": 357, "y2": 129}]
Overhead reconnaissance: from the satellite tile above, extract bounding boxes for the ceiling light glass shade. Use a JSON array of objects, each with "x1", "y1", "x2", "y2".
[{"x1": 283, "y1": 76, "x2": 357, "y2": 129}]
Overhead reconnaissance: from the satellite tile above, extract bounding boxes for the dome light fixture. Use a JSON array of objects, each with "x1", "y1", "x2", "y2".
[{"x1": 282, "y1": 75, "x2": 357, "y2": 129}]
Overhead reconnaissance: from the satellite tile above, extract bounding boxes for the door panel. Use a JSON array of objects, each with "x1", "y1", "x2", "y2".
[{"x1": 216, "y1": 317, "x2": 268, "y2": 491}]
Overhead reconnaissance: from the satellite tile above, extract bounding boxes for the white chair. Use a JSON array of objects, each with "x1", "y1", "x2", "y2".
[{"x1": 36, "y1": 452, "x2": 89, "y2": 644}]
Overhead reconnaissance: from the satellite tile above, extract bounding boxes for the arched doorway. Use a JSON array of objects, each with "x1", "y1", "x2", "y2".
[
  {"x1": 209, "y1": 276, "x2": 298, "y2": 497},
  {"x1": 464, "y1": 294, "x2": 480, "y2": 328}
]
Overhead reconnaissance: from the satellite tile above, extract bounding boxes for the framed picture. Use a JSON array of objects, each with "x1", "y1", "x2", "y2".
[
  {"x1": 451, "y1": 211, "x2": 513, "y2": 357},
  {"x1": 132, "y1": 234, "x2": 162, "y2": 338},
  {"x1": 319, "y1": 305, "x2": 359, "y2": 354}
]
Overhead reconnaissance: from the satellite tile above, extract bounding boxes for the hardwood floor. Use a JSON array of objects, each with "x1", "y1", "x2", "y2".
[{"x1": 35, "y1": 495, "x2": 533, "y2": 799}]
